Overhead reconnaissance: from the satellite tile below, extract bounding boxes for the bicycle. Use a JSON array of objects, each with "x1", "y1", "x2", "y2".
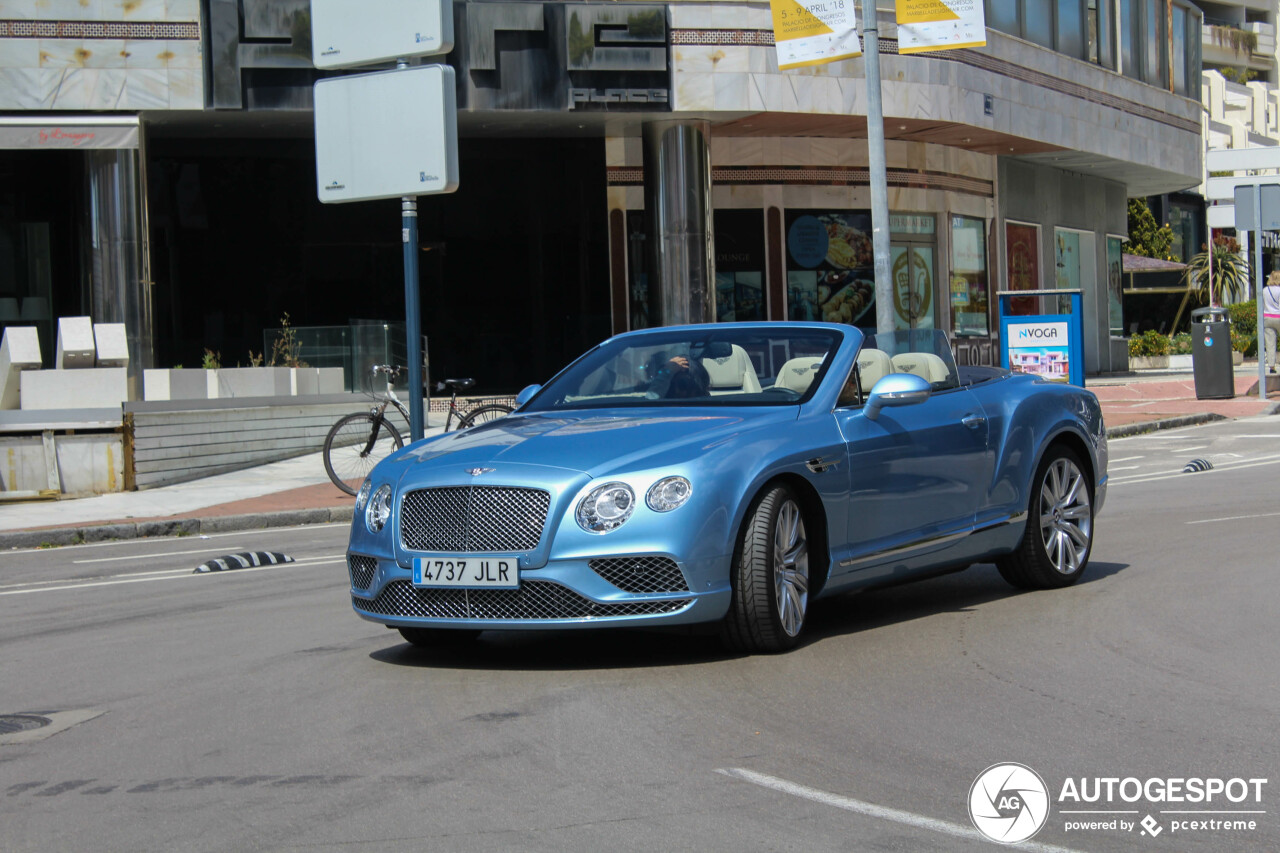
[{"x1": 322, "y1": 366, "x2": 513, "y2": 495}]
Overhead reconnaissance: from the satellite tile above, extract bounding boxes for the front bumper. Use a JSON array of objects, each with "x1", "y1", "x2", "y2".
[{"x1": 348, "y1": 553, "x2": 732, "y2": 630}]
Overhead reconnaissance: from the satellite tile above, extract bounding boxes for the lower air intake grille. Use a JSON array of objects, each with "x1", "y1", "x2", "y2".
[
  {"x1": 353, "y1": 580, "x2": 690, "y2": 621},
  {"x1": 589, "y1": 556, "x2": 689, "y2": 593},
  {"x1": 348, "y1": 554, "x2": 378, "y2": 590}
]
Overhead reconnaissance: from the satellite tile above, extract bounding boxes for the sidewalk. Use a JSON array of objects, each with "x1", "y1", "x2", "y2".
[{"x1": 2, "y1": 366, "x2": 1278, "y2": 549}]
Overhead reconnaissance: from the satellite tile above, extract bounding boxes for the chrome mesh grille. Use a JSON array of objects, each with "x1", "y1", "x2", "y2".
[
  {"x1": 353, "y1": 580, "x2": 690, "y2": 621},
  {"x1": 400, "y1": 487, "x2": 550, "y2": 553},
  {"x1": 589, "y1": 556, "x2": 689, "y2": 594},
  {"x1": 348, "y1": 554, "x2": 378, "y2": 590}
]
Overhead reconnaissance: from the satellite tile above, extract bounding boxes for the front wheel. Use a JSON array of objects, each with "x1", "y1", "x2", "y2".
[
  {"x1": 721, "y1": 484, "x2": 811, "y2": 653},
  {"x1": 323, "y1": 412, "x2": 404, "y2": 496},
  {"x1": 457, "y1": 403, "x2": 513, "y2": 430},
  {"x1": 996, "y1": 446, "x2": 1094, "y2": 589}
]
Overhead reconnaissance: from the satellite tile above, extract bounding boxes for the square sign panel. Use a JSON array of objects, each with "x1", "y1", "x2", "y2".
[
  {"x1": 312, "y1": 0, "x2": 453, "y2": 68},
  {"x1": 314, "y1": 65, "x2": 459, "y2": 203}
]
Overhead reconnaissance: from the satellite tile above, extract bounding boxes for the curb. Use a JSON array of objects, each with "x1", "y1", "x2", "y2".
[
  {"x1": 0, "y1": 506, "x2": 356, "y2": 551},
  {"x1": 1105, "y1": 413, "x2": 1224, "y2": 439}
]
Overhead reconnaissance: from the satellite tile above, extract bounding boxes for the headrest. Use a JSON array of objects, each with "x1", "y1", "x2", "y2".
[
  {"x1": 856, "y1": 348, "x2": 893, "y2": 392},
  {"x1": 701, "y1": 343, "x2": 762, "y2": 393},
  {"x1": 772, "y1": 355, "x2": 825, "y2": 393},
  {"x1": 704, "y1": 341, "x2": 733, "y2": 359},
  {"x1": 891, "y1": 351, "x2": 950, "y2": 384}
]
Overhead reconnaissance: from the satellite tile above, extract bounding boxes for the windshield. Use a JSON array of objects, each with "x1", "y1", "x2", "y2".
[{"x1": 521, "y1": 326, "x2": 846, "y2": 412}]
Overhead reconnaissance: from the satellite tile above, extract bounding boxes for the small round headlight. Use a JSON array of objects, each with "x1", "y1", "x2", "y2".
[
  {"x1": 576, "y1": 482, "x2": 636, "y2": 533},
  {"x1": 354, "y1": 480, "x2": 372, "y2": 513},
  {"x1": 365, "y1": 484, "x2": 393, "y2": 533},
  {"x1": 646, "y1": 476, "x2": 692, "y2": 512}
]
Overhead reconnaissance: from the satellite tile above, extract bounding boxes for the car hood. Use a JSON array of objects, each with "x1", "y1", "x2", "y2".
[{"x1": 393, "y1": 409, "x2": 794, "y2": 478}]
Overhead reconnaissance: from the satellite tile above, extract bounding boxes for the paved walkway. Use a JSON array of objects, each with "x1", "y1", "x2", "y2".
[{"x1": 2, "y1": 366, "x2": 1277, "y2": 549}]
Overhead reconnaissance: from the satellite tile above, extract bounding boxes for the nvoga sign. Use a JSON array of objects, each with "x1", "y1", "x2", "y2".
[{"x1": 998, "y1": 290, "x2": 1085, "y2": 386}]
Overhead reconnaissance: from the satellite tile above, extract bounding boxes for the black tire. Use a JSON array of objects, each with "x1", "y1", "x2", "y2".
[
  {"x1": 323, "y1": 412, "x2": 404, "y2": 496},
  {"x1": 721, "y1": 484, "x2": 811, "y2": 653},
  {"x1": 996, "y1": 445, "x2": 1094, "y2": 589},
  {"x1": 398, "y1": 627, "x2": 482, "y2": 647},
  {"x1": 457, "y1": 403, "x2": 512, "y2": 430}
]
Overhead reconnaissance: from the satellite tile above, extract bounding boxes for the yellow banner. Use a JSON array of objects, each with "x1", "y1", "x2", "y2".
[
  {"x1": 770, "y1": 0, "x2": 861, "y2": 71},
  {"x1": 896, "y1": 0, "x2": 986, "y2": 54}
]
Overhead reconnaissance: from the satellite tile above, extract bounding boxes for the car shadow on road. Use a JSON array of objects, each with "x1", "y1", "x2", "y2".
[{"x1": 368, "y1": 559, "x2": 1129, "y2": 670}]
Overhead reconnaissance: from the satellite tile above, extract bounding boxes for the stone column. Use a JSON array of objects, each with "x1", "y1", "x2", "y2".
[{"x1": 643, "y1": 120, "x2": 715, "y2": 326}]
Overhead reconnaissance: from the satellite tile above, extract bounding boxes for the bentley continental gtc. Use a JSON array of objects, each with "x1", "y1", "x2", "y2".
[{"x1": 347, "y1": 322, "x2": 1107, "y2": 653}]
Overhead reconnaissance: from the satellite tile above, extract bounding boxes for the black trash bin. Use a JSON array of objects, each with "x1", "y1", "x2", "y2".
[{"x1": 1190, "y1": 306, "x2": 1235, "y2": 400}]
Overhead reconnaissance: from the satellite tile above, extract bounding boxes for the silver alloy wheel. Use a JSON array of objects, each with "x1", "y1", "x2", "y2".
[
  {"x1": 1038, "y1": 456, "x2": 1093, "y2": 574},
  {"x1": 772, "y1": 498, "x2": 810, "y2": 637}
]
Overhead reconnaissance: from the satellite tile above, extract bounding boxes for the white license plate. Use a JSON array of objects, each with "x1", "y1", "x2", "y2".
[{"x1": 412, "y1": 555, "x2": 520, "y2": 589}]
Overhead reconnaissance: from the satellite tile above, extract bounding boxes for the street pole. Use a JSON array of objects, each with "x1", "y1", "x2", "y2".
[
  {"x1": 860, "y1": 0, "x2": 894, "y2": 335},
  {"x1": 403, "y1": 196, "x2": 425, "y2": 439},
  {"x1": 1255, "y1": 184, "x2": 1266, "y2": 401}
]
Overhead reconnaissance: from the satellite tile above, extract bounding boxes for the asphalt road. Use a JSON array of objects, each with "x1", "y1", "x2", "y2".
[{"x1": 1, "y1": 416, "x2": 1277, "y2": 852}]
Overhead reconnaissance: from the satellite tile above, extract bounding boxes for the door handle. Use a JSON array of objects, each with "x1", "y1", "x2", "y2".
[{"x1": 961, "y1": 414, "x2": 986, "y2": 430}]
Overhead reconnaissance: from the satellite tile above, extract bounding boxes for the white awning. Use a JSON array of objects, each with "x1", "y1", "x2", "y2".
[{"x1": 0, "y1": 115, "x2": 139, "y2": 150}]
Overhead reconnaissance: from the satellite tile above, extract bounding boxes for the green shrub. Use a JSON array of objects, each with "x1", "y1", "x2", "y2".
[
  {"x1": 1170, "y1": 332, "x2": 1192, "y2": 354},
  {"x1": 1227, "y1": 302, "x2": 1258, "y2": 354},
  {"x1": 1128, "y1": 329, "x2": 1172, "y2": 357}
]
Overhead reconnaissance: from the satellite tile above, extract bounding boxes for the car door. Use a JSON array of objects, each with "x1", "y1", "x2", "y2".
[{"x1": 831, "y1": 384, "x2": 992, "y2": 579}]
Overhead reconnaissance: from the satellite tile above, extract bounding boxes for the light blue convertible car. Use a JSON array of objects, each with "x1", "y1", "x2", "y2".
[{"x1": 347, "y1": 322, "x2": 1107, "y2": 653}]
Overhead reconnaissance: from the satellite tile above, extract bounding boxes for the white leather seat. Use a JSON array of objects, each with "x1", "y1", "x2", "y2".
[
  {"x1": 891, "y1": 351, "x2": 951, "y2": 384},
  {"x1": 772, "y1": 355, "x2": 825, "y2": 393},
  {"x1": 701, "y1": 343, "x2": 762, "y2": 395},
  {"x1": 856, "y1": 348, "x2": 893, "y2": 392}
]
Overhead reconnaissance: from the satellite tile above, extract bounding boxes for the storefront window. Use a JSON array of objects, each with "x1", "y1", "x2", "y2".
[
  {"x1": 713, "y1": 210, "x2": 766, "y2": 322},
  {"x1": 950, "y1": 216, "x2": 989, "y2": 336},
  {"x1": 784, "y1": 210, "x2": 876, "y2": 326},
  {"x1": 1054, "y1": 228, "x2": 1082, "y2": 315},
  {"x1": 1107, "y1": 235, "x2": 1124, "y2": 337},
  {"x1": 1006, "y1": 221, "x2": 1041, "y2": 316}
]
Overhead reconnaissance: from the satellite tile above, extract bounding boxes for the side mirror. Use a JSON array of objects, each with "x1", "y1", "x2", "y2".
[
  {"x1": 865, "y1": 373, "x2": 931, "y2": 420},
  {"x1": 513, "y1": 384, "x2": 542, "y2": 409}
]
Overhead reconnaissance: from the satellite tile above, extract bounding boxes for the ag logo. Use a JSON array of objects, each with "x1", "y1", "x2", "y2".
[{"x1": 968, "y1": 763, "x2": 1050, "y2": 844}]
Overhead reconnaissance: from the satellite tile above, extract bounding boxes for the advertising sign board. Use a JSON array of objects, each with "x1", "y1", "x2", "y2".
[{"x1": 769, "y1": 0, "x2": 861, "y2": 70}]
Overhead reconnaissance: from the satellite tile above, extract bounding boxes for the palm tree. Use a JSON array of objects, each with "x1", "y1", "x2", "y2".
[{"x1": 1183, "y1": 235, "x2": 1249, "y2": 305}]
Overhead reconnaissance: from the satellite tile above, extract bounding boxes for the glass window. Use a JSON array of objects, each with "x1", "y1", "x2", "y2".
[
  {"x1": 713, "y1": 210, "x2": 766, "y2": 322},
  {"x1": 1144, "y1": 0, "x2": 1166, "y2": 87},
  {"x1": 1089, "y1": 0, "x2": 1114, "y2": 67},
  {"x1": 785, "y1": 210, "x2": 876, "y2": 327},
  {"x1": 1171, "y1": 7, "x2": 1186, "y2": 94},
  {"x1": 1186, "y1": 12, "x2": 1201, "y2": 100},
  {"x1": 1106, "y1": 236, "x2": 1124, "y2": 337},
  {"x1": 1005, "y1": 222, "x2": 1041, "y2": 316},
  {"x1": 1057, "y1": 0, "x2": 1085, "y2": 58},
  {"x1": 1119, "y1": 0, "x2": 1136, "y2": 78},
  {"x1": 950, "y1": 216, "x2": 989, "y2": 336},
  {"x1": 1025, "y1": 0, "x2": 1054, "y2": 47},
  {"x1": 986, "y1": 0, "x2": 1020, "y2": 36}
]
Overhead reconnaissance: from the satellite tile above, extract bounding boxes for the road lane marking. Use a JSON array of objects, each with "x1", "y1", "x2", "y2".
[
  {"x1": 1108, "y1": 466, "x2": 1140, "y2": 471},
  {"x1": 75, "y1": 547, "x2": 251, "y2": 564},
  {"x1": 1110, "y1": 452, "x2": 1280, "y2": 485},
  {"x1": 716, "y1": 768, "x2": 1086, "y2": 853},
  {"x1": 0, "y1": 556, "x2": 344, "y2": 596},
  {"x1": 1187, "y1": 510, "x2": 1280, "y2": 525},
  {"x1": 1109, "y1": 456, "x2": 1145, "y2": 463}
]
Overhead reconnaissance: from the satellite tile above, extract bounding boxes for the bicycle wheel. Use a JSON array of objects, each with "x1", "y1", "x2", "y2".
[
  {"x1": 323, "y1": 412, "x2": 405, "y2": 495},
  {"x1": 457, "y1": 404, "x2": 513, "y2": 430}
]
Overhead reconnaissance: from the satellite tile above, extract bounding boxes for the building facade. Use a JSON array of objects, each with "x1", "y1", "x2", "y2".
[{"x1": 0, "y1": 0, "x2": 1204, "y2": 391}]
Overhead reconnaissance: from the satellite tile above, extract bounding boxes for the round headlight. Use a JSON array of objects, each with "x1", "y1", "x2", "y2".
[
  {"x1": 354, "y1": 479, "x2": 372, "y2": 513},
  {"x1": 365, "y1": 484, "x2": 393, "y2": 533},
  {"x1": 646, "y1": 476, "x2": 692, "y2": 512},
  {"x1": 576, "y1": 482, "x2": 635, "y2": 533}
]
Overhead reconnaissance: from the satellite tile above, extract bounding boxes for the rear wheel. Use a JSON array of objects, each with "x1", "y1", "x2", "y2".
[
  {"x1": 997, "y1": 446, "x2": 1094, "y2": 589},
  {"x1": 721, "y1": 484, "x2": 810, "y2": 653},
  {"x1": 398, "y1": 627, "x2": 482, "y2": 647},
  {"x1": 457, "y1": 404, "x2": 513, "y2": 430},
  {"x1": 323, "y1": 412, "x2": 404, "y2": 496}
]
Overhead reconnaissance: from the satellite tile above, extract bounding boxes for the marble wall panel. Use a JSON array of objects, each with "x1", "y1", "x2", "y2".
[
  {"x1": 79, "y1": 39, "x2": 126, "y2": 68},
  {"x1": 108, "y1": 0, "x2": 167, "y2": 19},
  {"x1": 0, "y1": 33, "x2": 39, "y2": 67},
  {"x1": 0, "y1": 67, "x2": 55, "y2": 107},
  {"x1": 674, "y1": 71, "x2": 715, "y2": 110}
]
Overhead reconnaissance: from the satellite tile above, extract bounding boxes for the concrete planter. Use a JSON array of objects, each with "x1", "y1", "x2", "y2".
[
  {"x1": 144, "y1": 368, "x2": 216, "y2": 401},
  {"x1": 1129, "y1": 356, "x2": 1169, "y2": 370},
  {"x1": 143, "y1": 367, "x2": 346, "y2": 400}
]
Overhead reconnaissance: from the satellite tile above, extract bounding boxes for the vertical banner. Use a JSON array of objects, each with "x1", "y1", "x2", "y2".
[
  {"x1": 896, "y1": 0, "x2": 987, "y2": 54},
  {"x1": 770, "y1": 0, "x2": 861, "y2": 70}
]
